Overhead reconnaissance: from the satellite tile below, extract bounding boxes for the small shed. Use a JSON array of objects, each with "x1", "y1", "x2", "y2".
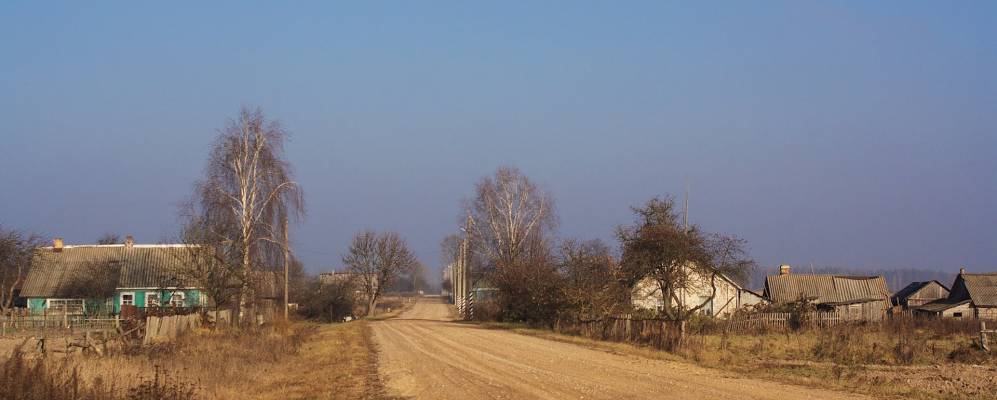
[
  {"x1": 764, "y1": 271, "x2": 891, "y2": 321},
  {"x1": 892, "y1": 280, "x2": 950, "y2": 308}
]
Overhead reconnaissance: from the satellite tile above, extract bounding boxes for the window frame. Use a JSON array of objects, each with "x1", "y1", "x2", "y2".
[
  {"x1": 169, "y1": 292, "x2": 186, "y2": 307},
  {"x1": 145, "y1": 292, "x2": 161, "y2": 308},
  {"x1": 45, "y1": 298, "x2": 85, "y2": 314},
  {"x1": 120, "y1": 292, "x2": 136, "y2": 306}
]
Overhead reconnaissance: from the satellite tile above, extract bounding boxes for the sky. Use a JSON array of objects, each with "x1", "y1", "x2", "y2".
[{"x1": 2, "y1": 2, "x2": 996, "y2": 281}]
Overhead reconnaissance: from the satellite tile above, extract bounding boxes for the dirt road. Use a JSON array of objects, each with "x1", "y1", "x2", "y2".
[{"x1": 371, "y1": 297, "x2": 869, "y2": 400}]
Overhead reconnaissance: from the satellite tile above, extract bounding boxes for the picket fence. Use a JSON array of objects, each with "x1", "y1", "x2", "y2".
[
  {"x1": 0, "y1": 314, "x2": 119, "y2": 334},
  {"x1": 722, "y1": 310, "x2": 878, "y2": 333}
]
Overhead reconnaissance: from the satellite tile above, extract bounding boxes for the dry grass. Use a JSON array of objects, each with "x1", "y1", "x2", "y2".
[
  {"x1": 0, "y1": 321, "x2": 383, "y2": 400},
  {"x1": 487, "y1": 320, "x2": 997, "y2": 400}
]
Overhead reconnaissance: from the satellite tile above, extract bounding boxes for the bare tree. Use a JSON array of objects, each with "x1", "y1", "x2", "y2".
[
  {"x1": 559, "y1": 239, "x2": 628, "y2": 319},
  {"x1": 617, "y1": 197, "x2": 754, "y2": 321},
  {"x1": 466, "y1": 166, "x2": 557, "y2": 269},
  {"x1": 343, "y1": 231, "x2": 416, "y2": 316},
  {"x1": 185, "y1": 107, "x2": 304, "y2": 325},
  {"x1": 0, "y1": 228, "x2": 42, "y2": 312},
  {"x1": 96, "y1": 233, "x2": 120, "y2": 245}
]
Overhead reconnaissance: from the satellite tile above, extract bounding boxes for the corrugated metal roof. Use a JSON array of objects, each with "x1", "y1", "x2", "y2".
[
  {"x1": 962, "y1": 273, "x2": 997, "y2": 307},
  {"x1": 914, "y1": 299, "x2": 971, "y2": 313},
  {"x1": 21, "y1": 245, "x2": 206, "y2": 297},
  {"x1": 765, "y1": 274, "x2": 890, "y2": 305}
]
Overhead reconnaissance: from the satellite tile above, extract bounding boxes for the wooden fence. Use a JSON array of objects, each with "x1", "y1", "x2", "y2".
[
  {"x1": 555, "y1": 316, "x2": 686, "y2": 351},
  {"x1": 143, "y1": 314, "x2": 202, "y2": 345},
  {"x1": 722, "y1": 310, "x2": 889, "y2": 334},
  {"x1": 0, "y1": 314, "x2": 120, "y2": 335}
]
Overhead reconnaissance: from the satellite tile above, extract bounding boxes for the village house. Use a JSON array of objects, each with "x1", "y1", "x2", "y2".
[
  {"x1": 914, "y1": 269, "x2": 997, "y2": 320},
  {"x1": 891, "y1": 280, "x2": 949, "y2": 308},
  {"x1": 763, "y1": 265, "x2": 891, "y2": 321},
  {"x1": 631, "y1": 264, "x2": 765, "y2": 318},
  {"x1": 19, "y1": 237, "x2": 208, "y2": 315}
]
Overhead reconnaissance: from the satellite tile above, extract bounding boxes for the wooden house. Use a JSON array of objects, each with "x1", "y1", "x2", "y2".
[
  {"x1": 19, "y1": 238, "x2": 208, "y2": 315},
  {"x1": 763, "y1": 265, "x2": 891, "y2": 321},
  {"x1": 892, "y1": 280, "x2": 950, "y2": 308},
  {"x1": 915, "y1": 270, "x2": 997, "y2": 320},
  {"x1": 631, "y1": 263, "x2": 765, "y2": 318}
]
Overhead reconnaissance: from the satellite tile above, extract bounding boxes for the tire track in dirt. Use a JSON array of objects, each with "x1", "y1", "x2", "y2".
[{"x1": 372, "y1": 297, "x2": 871, "y2": 400}]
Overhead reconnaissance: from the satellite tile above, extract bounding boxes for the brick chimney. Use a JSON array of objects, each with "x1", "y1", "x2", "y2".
[
  {"x1": 125, "y1": 235, "x2": 134, "y2": 248},
  {"x1": 779, "y1": 264, "x2": 791, "y2": 276},
  {"x1": 53, "y1": 237, "x2": 64, "y2": 252}
]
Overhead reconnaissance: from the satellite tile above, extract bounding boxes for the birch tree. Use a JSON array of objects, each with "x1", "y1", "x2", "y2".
[
  {"x1": 466, "y1": 166, "x2": 557, "y2": 270},
  {"x1": 187, "y1": 107, "x2": 304, "y2": 325}
]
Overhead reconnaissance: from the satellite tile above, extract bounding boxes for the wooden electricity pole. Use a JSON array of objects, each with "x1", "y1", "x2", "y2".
[{"x1": 283, "y1": 217, "x2": 290, "y2": 321}]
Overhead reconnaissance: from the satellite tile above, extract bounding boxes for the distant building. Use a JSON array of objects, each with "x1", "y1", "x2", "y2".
[
  {"x1": 631, "y1": 263, "x2": 765, "y2": 318},
  {"x1": 915, "y1": 269, "x2": 997, "y2": 320},
  {"x1": 891, "y1": 280, "x2": 949, "y2": 308},
  {"x1": 763, "y1": 265, "x2": 891, "y2": 321}
]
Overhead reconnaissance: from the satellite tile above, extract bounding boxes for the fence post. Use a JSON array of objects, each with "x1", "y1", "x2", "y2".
[{"x1": 982, "y1": 321, "x2": 990, "y2": 352}]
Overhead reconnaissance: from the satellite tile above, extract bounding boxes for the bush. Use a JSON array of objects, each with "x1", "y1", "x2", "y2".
[{"x1": 297, "y1": 278, "x2": 357, "y2": 322}]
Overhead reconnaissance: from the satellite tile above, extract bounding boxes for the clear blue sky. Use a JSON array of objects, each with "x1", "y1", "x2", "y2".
[{"x1": 2, "y1": 2, "x2": 995, "y2": 279}]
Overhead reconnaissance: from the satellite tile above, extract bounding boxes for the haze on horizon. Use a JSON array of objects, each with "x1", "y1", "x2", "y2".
[{"x1": 2, "y1": 2, "x2": 995, "y2": 280}]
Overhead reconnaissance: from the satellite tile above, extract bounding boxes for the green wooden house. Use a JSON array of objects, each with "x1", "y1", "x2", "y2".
[{"x1": 20, "y1": 238, "x2": 208, "y2": 315}]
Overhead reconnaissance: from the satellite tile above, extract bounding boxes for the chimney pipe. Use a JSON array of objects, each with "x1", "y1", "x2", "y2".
[
  {"x1": 53, "y1": 237, "x2": 64, "y2": 252},
  {"x1": 779, "y1": 264, "x2": 791, "y2": 276},
  {"x1": 125, "y1": 235, "x2": 134, "y2": 248}
]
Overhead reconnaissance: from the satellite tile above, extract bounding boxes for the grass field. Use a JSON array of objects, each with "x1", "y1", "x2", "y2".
[{"x1": 0, "y1": 320, "x2": 382, "y2": 399}]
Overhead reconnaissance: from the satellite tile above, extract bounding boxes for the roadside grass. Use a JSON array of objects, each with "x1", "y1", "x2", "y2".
[
  {"x1": 0, "y1": 320, "x2": 383, "y2": 400},
  {"x1": 483, "y1": 322, "x2": 997, "y2": 400}
]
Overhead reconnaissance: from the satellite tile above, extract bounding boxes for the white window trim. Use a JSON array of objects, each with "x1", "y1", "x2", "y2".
[
  {"x1": 120, "y1": 292, "x2": 136, "y2": 306},
  {"x1": 169, "y1": 292, "x2": 186, "y2": 307},
  {"x1": 45, "y1": 299, "x2": 86, "y2": 314},
  {"x1": 145, "y1": 292, "x2": 161, "y2": 307}
]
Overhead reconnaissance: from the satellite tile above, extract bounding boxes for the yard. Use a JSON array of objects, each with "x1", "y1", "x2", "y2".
[{"x1": 0, "y1": 320, "x2": 383, "y2": 399}]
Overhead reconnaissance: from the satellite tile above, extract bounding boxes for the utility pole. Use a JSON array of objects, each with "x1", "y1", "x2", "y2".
[
  {"x1": 684, "y1": 182, "x2": 690, "y2": 233},
  {"x1": 283, "y1": 217, "x2": 290, "y2": 321}
]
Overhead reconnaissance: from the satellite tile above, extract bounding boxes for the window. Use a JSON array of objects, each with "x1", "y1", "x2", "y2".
[
  {"x1": 169, "y1": 292, "x2": 185, "y2": 307},
  {"x1": 953, "y1": 312, "x2": 963, "y2": 318},
  {"x1": 46, "y1": 299, "x2": 84, "y2": 314},
  {"x1": 121, "y1": 293, "x2": 135, "y2": 306},
  {"x1": 145, "y1": 292, "x2": 160, "y2": 308}
]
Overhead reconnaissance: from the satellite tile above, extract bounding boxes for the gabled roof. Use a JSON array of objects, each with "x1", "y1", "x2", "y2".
[
  {"x1": 914, "y1": 299, "x2": 971, "y2": 313},
  {"x1": 891, "y1": 280, "x2": 949, "y2": 304},
  {"x1": 21, "y1": 245, "x2": 206, "y2": 297},
  {"x1": 956, "y1": 273, "x2": 997, "y2": 307},
  {"x1": 764, "y1": 274, "x2": 890, "y2": 305}
]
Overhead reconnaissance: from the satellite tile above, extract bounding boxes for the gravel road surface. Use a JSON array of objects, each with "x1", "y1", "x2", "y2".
[{"x1": 372, "y1": 297, "x2": 868, "y2": 400}]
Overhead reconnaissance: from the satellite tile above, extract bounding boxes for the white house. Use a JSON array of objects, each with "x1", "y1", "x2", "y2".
[{"x1": 631, "y1": 264, "x2": 764, "y2": 318}]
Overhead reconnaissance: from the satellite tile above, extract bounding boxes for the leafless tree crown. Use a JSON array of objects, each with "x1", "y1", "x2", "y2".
[
  {"x1": 343, "y1": 230, "x2": 417, "y2": 316},
  {"x1": 180, "y1": 107, "x2": 304, "y2": 320},
  {"x1": 467, "y1": 166, "x2": 557, "y2": 269},
  {"x1": 0, "y1": 227, "x2": 42, "y2": 312}
]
